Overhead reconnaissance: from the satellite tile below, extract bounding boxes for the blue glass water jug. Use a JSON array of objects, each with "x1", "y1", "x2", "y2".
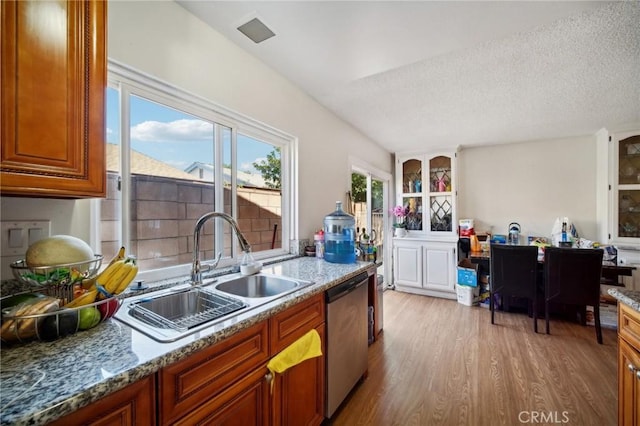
[{"x1": 323, "y1": 201, "x2": 356, "y2": 264}]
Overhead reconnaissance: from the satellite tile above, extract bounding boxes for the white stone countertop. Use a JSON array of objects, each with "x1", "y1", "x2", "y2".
[
  {"x1": 608, "y1": 287, "x2": 640, "y2": 312},
  {"x1": 0, "y1": 257, "x2": 376, "y2": 426}
]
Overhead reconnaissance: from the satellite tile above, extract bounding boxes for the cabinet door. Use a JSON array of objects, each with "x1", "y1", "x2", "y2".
[
  {"x1": 393, "y1": 242, "x2": 423, "y2": 288},
  {"x1": 427, "y1": 154, "x2": 456, "y2": 236},
  {"x1": 423, "y1": 242, "x2": 455, "y2": 292},
  {"x1": 613, "y1": 133, "x2": 640, "y2": 243},
  {"x1": 159, "y1": 321, "x2": 269, "y2": 425},
  {"x1": 272, "y1": 324, "x2": 325, "y2": 426},
  {"x1": 173, "y1": 367, "x2": 270, "y2": 426},
  {"x1": 49, "y1": 375, "x2": 156, "y2": 426},
  {"x1": 618, "y1": 337, "x2": 640, "y2": 426},
  {"x1": 1, "y1": 0, "x2": 106, "y2": 198}
]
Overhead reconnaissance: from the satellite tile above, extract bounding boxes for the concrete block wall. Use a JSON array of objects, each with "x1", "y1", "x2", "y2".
[{"x1": 100, "y1": 173, "x2": 282, "y2": 271}]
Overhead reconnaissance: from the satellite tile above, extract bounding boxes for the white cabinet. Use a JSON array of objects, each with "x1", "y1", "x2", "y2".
[
  {"x1": 393, "y1": 150, "x2": 458, "y2": 299},
  {"x1": 596, "y1": 128, "x2": 640, "y2": 244},
  {"x1": 395, "y1": 152, "x2": 457, "y2": 237},
  {"x1": 393, "y1": 239, "x2": 457, "y2": 299}
]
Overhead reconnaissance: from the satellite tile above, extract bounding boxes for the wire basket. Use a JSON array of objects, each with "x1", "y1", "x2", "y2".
[
  {"x1": 0, "y1": 294, "x2": 121, "y2": 344},
  {"x1": 10, "y1": 255, "x2": 104, "y2": 303}
]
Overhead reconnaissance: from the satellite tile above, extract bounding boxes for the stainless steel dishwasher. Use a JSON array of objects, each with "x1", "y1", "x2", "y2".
[{"x1": 325, "y1": 272, "x2": 369, "y2": 418}]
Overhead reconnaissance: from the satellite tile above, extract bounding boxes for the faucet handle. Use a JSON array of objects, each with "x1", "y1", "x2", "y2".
[{"x1": 210, "y1": 252, "x2": 223, "y2": 269}]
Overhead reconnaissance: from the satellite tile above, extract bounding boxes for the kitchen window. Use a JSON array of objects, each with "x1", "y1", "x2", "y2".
[{"x1": 99, "y1": 62, "x2": 294, "y2": 282}]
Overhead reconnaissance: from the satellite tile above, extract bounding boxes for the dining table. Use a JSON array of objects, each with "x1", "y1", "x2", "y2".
[{"x1": 467, "y1": 246, "x2": 636, "y2": 323}]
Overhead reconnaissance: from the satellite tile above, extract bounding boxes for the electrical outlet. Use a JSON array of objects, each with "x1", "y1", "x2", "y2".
[{"x1": 1, "y1": 221, "x2": 51, "y2": 257}]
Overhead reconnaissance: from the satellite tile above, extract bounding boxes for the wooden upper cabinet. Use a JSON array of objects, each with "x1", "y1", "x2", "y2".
[{"x1": 1, "y1": 0, "x2": 106, "y2": 198}]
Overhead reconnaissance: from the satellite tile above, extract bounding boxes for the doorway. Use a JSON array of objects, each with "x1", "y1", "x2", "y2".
[{"x1": 349, "y1": 160, "x2": 391, "y2": 286}]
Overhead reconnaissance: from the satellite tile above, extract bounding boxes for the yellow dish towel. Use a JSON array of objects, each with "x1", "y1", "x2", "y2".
[{"x1": 267, "y1": 329, "x2": 322, "y2": 393}]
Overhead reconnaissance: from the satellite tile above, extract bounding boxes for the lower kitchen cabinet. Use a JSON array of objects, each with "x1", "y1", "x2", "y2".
[
  {"x1": 618, "y1": 303, "x2": 640, "y2": 425},
  {"x1": 172, "y1": 366, "x2": 270, "y2": 426},
  {"x1": 49, "y1": 294, "x2": 328, "y2": 426},
  {"x1": 270, "y1": 294, "x2": 326, "y2": 426},
  {"x1": 49, "y1": 374, "x2": 156, "y2": 426},
  {"x1": 393, "y1": 238, "x2": 457, "y2": 299},
  {"x1": 158, "y1": 321, "x2": 270, "y2": 425},
  {"x1": 272, "y1": 324, "x2": 325, "y2": 426}
]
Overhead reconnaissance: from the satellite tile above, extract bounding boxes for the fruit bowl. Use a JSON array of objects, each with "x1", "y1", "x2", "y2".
[
  {"x1": 0, "y1": 293, "x2": 121, "y2": 344},
  {"x1": 10, "y1": 255, "x2": 103, "y2": 302}
]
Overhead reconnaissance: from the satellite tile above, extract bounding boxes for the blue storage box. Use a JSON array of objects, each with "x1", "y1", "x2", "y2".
[{"x1": 457, "y1": 258, "x2": 479, "y2": 287}]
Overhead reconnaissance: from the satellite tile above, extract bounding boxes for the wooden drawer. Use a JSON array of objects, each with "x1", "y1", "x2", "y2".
[
  {"x1": 619, "y1": 303, "x2": 640, "y2": 350},
  {"x1": 270, "y1": 293, "x2": 325, "y2": 354},
  {"x1": 159, "y1": 320, "x2": 269, "y2": 425}
]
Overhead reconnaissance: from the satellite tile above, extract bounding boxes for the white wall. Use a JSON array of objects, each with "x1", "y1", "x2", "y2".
[
  {"x1": 457, "y1": 135, "x2": 597, "y2": 241},
  {"x1": 107, "y1": 0, "x2": 392, "y2": 240},
  {"x1": 0, "y1": 0, "x2": 392, "y2": 280}
]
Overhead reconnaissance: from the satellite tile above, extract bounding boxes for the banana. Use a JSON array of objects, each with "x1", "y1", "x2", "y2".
[
  {"x1": 97, "y1": 260, "x2": 126, "y2": 289},
  {"x1": 114, "y1": 263, "x2": 138, "y2": 295},
  {"x1": 104, "y1": 262, "x2": 133, "y2": 294},
  {"x1": 105, "y1": 246, "x2": 126, "y2": 268},
  {"x1": 83, "y1": 247, "x2": 127, "y2": 291},
  {"x1": 64, "y1": 289, "x2": 98, "y2": 308}
]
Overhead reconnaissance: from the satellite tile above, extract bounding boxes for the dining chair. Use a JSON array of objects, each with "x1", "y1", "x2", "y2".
[
  {"x1": 489, "y1": 244, "x2": 540, "y2": 332},
  {"x1": 543, "y1": 247, "x2": 604, "y2": 344}
]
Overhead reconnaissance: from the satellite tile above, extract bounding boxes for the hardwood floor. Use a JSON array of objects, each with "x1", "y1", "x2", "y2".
[{"x1": 331, "y1": 290, "x2": 618, "y2": 426}]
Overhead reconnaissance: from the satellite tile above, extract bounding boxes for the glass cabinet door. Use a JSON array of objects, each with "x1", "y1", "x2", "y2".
[
  {"x1": 428, "y1": 156, "x2": 453, "y2": 232},
  {"x1": 617, "y1": 135, "x2": 640, "y2": 238},
  {"x1": 401, "y1": 158, "x2": 423, "y2": 230}
]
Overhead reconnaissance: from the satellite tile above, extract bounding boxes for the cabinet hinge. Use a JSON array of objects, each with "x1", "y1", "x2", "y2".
[
  {"x1": 609, "y1": 184, "x2": 611, "y2": 191},
  {"x1": 609, "y1": 136, "x2": 612, "y2": 142},
  {"x1": 608, "y1": 233, "x2": 611, "y2": 240},
  {"x1": 117, "y1": 176, "x2": 122, "y2": 191}
]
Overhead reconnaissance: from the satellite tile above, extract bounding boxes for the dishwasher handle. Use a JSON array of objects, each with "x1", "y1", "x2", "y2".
[{"x1": 325, "y1": 272, "x2": 369, "y2": 303}]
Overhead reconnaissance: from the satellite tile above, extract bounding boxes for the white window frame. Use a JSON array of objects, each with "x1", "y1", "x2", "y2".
[
  {"x1": 91, "y1": 60, "x2": 297, "y2": 283},
  {"x1": 349, "y1": 156, "x2": 392, "y2": 286}
]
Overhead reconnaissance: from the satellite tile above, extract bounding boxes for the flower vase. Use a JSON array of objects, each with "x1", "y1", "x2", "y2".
[{"x1": 394, "y1": 227, "x2": 407, "y2": 238}]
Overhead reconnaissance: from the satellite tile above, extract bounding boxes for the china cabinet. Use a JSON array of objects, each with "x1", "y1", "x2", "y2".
[
  {"x1": 393, "y1": 151, "x2": 458, "y2": 299},
  {"x1": 612, "y1": 133, "x2": 640, "y2": 242},
  {"x1": 1, "y1": 0, "x2": 106, "y2": 198},
  {"x1": 597, "y1": 128, "x2": 640, "y2": 291},
  {"x1": 395, "y1": 152, "x2": 457, "y2": 236}
]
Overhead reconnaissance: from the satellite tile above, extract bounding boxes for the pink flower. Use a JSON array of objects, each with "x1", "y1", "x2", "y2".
[{"x1": 393, "y1": 205, "x2": 407, "y2": 218}]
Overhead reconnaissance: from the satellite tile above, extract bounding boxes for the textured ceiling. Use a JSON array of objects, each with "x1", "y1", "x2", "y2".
[{"x1": 178, "y1": 1, "x2": 640, "y2": 153}]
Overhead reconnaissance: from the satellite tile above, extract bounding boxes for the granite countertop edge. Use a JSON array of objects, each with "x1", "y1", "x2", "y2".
[
  {"x1": 608, "y1": 288, "x2": 640, "y2": 312},
  {"x1": 1, "y1": 257, "x2": 377, "y2": 426}
]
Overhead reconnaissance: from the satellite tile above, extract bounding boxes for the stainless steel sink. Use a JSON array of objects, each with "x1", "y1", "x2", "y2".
[
  {"x1": 213, "y1": 274, "x2": 302, "y2": 298},
  {"x1": 114, "y1": 274, "x2": 313, "y2": 342},
  {"x1": 128, "y1": 288, "x2": 247, "y2": 330}
]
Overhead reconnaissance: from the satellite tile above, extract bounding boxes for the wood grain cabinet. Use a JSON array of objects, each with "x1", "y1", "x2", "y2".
[
  {"x1": 1, "y1": 0, "x2": 106, "y2": 198},
  {"x1": 49, "y1": 374, "x2": 156, "y2": 426},
  {"x1": 49, "y1": 295, "x2": 328, "y2": 425},
  {"x1": 160, "y1": 294, "x2": 326, "y2": 426},
  {"x1": 270, "y1": 294, "x2": 326, "y2": 426},
  {"x1": 159, "y1": 321, "x2": 270, "y2": 425},
  {"x1": 617, "y1": 303, "x2": 640, "y2": 425}
]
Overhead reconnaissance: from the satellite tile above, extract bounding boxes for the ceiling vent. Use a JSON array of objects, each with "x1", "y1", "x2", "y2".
[{"x1": 237, "y1": 17, "x2": 275, "y2": 44}]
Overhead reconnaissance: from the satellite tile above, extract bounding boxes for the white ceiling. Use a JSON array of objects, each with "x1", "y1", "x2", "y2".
[{"x1": 177, "y1": 1, "x2": 640, "y2": 153}]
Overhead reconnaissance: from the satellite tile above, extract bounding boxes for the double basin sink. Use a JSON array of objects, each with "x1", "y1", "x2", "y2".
[{"x1": 114, "y1": 273, "x2": 313, "y2": 342}]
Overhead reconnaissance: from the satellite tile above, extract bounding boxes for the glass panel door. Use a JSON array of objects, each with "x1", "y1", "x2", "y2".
[
  {"x1": 401, "y1": 158, "x2": 423, "y2": 231},
  {"x1": 428, "y1": 156, "x2": 453, "y2": 232},
  {"x1": 618, "y1": 135, "x2": 640, "y2": 238}
]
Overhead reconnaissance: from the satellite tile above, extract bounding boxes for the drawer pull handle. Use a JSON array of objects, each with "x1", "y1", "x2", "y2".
[
  {"x1": 628, "y1": 363, "x2": 636, "y2": 372},
  {"x1": 637, "y1": 370, "x2": 640, "y2": 380}
]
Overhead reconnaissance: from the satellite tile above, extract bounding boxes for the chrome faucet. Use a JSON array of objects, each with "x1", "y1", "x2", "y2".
[{"x1": 191, "y1": 212, "x2": 251, "y2": 285}]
